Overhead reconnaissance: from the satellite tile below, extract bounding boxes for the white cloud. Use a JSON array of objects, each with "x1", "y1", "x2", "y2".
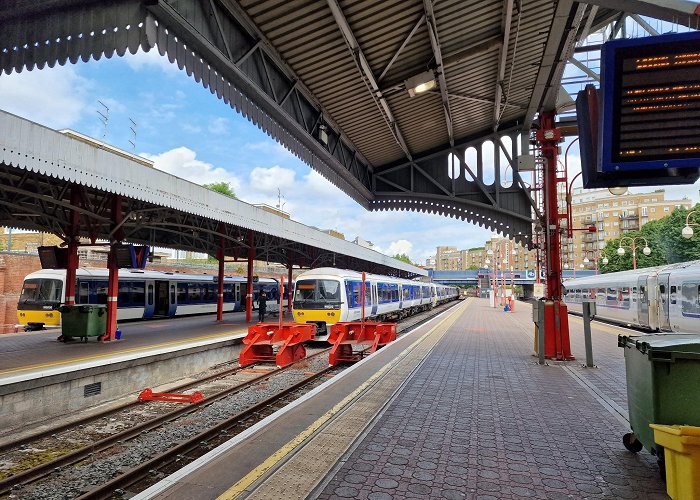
[
  {"x1": 208, "y1": 117, "x2": 229, "y2": 135},
  {"x1": 122, "y1": 48, "x2": 181, "y2": 75},
  {"x1": 143, "y1": 147, "x2": 242, "y2": 193},
  {"x1": 249, "y1": 166, "x2": 296, "y2": 194},
  {"x1": 386, "y1": 240, "x2": 413, "y2": 257},
  {"x1": 0, "y1": 65, "x2": 92, "y2": 129}
]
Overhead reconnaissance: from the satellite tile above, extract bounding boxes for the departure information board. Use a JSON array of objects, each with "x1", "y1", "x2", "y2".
[{"x1": 600, "y1": 31, "x2": 700, "y2": 173}]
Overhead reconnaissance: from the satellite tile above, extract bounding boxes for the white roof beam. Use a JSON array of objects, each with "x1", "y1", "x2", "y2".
[
  {"x1": 423, "y1": 0, "x2": 455, "y2": 147},
  {"x1": 326, "y1": 0, "x2": 413, "y2": 160},
  {"x1": 493, "y1": 0, "x2": 514, "y2": 131}
]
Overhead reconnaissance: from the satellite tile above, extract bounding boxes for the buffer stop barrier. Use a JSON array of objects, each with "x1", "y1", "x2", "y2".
[
  {"x1": 239, "y1": 322, "x2": 315, "y2": 368},
  {"x1": 328, "y1": 322, "x2": 396, "y2": 366}
]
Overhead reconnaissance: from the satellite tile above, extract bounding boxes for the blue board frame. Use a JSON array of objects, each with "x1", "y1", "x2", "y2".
[{"x1": 600, "y1": 30, "x2": 700, "y2": 173}]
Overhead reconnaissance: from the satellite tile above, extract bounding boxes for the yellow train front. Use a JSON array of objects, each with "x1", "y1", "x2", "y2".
[{"x1": 16, "y1": 269, "x2": 65, "y2": 329}]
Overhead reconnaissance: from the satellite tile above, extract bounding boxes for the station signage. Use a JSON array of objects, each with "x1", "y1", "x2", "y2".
[{"x1": 600, "y1": 30, "x2": 700, "y2": 174}]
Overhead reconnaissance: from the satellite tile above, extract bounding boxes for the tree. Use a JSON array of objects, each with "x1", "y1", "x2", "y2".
[
  {"x1": 393, "y1": 253, "x2": 413, "y2": 264},
  {"x1": 203, "y1": 181, "x2": 237, "y2": 199},
  {"x1": 599, "y1": 204, "x2": 700, "y2": 273}
]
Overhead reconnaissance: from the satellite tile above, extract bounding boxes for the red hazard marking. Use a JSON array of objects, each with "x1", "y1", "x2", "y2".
[{"x1": 144, "y1": 324, "x2": 166, "y2": 329}]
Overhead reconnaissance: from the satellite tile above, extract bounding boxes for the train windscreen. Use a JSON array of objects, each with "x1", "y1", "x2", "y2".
[
  {"x1": 19, "y1": 278, "x2": 63, "y2": 308},
  {"x1": 293, "y1": 279, "x2": 341, "y2": 309}
]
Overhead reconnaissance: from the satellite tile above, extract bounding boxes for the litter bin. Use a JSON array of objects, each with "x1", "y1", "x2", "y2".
[
  {"x1": 59, "y1": 304, "x2": 107, "y2": 341},
  {"x1": 618, "y1": 334, "x2": 700, "y2": 470}
]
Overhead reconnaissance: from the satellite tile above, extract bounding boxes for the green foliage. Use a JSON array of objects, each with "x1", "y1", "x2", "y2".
[
  {"x1": 203, "y1": 181, "x2": 237, "y2": 199},
  {"x1": 393, "y1": 253, "x2": 413, "y2": 264},
  {"x1": 600, "y1": 204, "x2": 700, "y2": 273}
]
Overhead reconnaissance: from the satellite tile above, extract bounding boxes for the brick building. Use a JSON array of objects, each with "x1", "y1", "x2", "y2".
[{"x1": 566, "y1": 188, "x2": 692, "y2": 269}]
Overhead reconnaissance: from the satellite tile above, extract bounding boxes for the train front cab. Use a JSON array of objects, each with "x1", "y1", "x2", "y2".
[{"x1": 292, "y1": 278, "x2": 343, "y2": 339}]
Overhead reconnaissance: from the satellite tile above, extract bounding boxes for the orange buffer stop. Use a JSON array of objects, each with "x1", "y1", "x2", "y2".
[
  {"x1": 328, "y1": 322, "x2": 397, "y2": 366},
  {"x1": 239, "y1": 323, "x2": 315, "y2": 368}
]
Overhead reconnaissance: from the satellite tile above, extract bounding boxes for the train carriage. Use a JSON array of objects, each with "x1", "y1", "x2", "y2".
[
  {"x1": 292, "y1": 268, "x2": 458, "y2": 341},
  {"x1": 563, "y1": 260, "x2": 700, "y2": 333},
  {"x1": 17, "y1": 268, "x2": 280, "y2": 329}
]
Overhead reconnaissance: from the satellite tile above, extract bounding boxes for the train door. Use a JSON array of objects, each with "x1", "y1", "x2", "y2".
[
  {"x1": 370, "y1": 282, "x2": 378, "y2": 317},
  {"x1": 637, "y1": 276, "x2": 649, "y2": 328},
  {"x1": 658, "y1": 274, "x2": 671, "y2": 331},
  {"x1": 144, "y1": 280, "x2": 156, "y2": 318},
  {"x1": 234, "y1": 283, "x2": 241, "y2": 311}
]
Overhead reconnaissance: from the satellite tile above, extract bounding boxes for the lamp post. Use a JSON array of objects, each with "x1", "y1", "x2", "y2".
[
  {"x1": 617, "y1": 236, "x2": 651, "y2": 270},
  {"x1": 682, "y1": 210, "x2": 700, "y2": 239}
]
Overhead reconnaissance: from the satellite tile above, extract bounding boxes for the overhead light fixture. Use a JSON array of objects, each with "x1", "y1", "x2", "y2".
[
  {"x1": 318, "y1": 124, "x2": 329, "y2": 146},
  {"x1": 608, "y1": 186, "x2": 628, "y2": 195},
  {"x1": 405, "y1": 71, "x2": 437, "y2": 97}
]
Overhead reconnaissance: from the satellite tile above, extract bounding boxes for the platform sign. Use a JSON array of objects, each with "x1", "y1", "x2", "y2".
[
  {"x1": 600, "y1": 31, "x2": 700, "y2": 174},
  {"x1": 112, "y1": 244, "x2": 150, "y2": 269},
  {"x1": 38, "y1": 246, "x2": 69, "y2": 269}
]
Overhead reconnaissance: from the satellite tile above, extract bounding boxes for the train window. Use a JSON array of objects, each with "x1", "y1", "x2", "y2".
[
  {"x1": 147, "y1": 284, "x2": 154, "y2": 306},
  {"x1": 607, "y1": 288, "x2": 616, "y2": 301},
  {"x1": 188, "y1": 284, "x2": 201, "y2": 302},
  {"x1": 170, "y1": 285, "x2": 176, "y2": 304},
  {"x1": 177, "y1": 283, "x2": 187, "y2": 303},
  {"x1": 118, "y1": 283, "x2": 132, "y2": 305},
  {"x1": 78, "y1": 282, "x2": 89, "y2": 304},
  {"x1": 223, "y1": 284, "x2": 234, "y2": 302},
  {"x1": 670, "y1": 285, "x2": 677, "y2": 305},
  {"x1": 659, "y1": 284, "x2": 666, "y2": 294},
  {"x1": 681, "y1": 284, "x2": 700, "y2": 315},
  {"x1": 132, "y1": 282, "x2": 145, "y2": 305},
  {"x1": 95, "y1": 281, "x2": 108, "y2": 304}
]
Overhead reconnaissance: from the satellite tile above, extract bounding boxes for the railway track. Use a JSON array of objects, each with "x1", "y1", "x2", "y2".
[{"x1": 0, "y1": 301, "x2": 460, "y2": 499}]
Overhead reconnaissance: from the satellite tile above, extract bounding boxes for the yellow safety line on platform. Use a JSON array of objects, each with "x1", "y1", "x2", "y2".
[
  {"x1": 217, "y1": 300, "x2": 470, "y2": 500},
  {"x1": 0, "y1": 330, "x2": 246, "y2": 376}
]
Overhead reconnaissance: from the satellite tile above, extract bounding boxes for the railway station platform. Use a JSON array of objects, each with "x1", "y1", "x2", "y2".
[{"x1": 137, "y1": 298, "x2": 668, "y2": 500}]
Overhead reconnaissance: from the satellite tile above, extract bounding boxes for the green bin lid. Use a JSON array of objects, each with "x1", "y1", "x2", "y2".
[{"x1": 618, "y1": 333, "x2": 700, "y2": 354}]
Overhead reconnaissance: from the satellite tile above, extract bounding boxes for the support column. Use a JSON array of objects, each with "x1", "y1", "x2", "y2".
[
  {"x1": 287, "y1": 263, "x2": 293, "y2": 315},
  {"x1": 105, "y1": 247, "x2": 119, "y2": 341},
  {"x1": 537, "y1": 111, "x2": 574, "y2": 360},
  {"x1": 65, "y1": 188, "x2": 81, "y2": 305},
  {"x1": 216, "y1": 240, "x2": 225, "y2": 322},
  {"x1": 105, "y1": 195, "x2": 122, "y2": 342},
  {"x1": 246, "y1": 230, "x2": 254, "y2": 323},
  {"x1": 65, "y1": 241, "x2": 79, "y2": 305}
]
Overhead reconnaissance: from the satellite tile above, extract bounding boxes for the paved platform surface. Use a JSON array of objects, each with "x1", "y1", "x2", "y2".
[
  {"x1": 0, "y1": 310, "x2": 271, "y2": 380},
  {"x1": 314, "y1": 299, "x2": 667, "y2": 500}
]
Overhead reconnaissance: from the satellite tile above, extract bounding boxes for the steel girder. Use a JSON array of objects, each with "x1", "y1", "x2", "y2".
[
  {"x1": 372, "y1": 129, "x2": 536, "y2": 247},
  {"x1": 0, "y1": 161, "x2": 416, "y2": 277},
  {"x1": 0, "y1": 0, "x2": 374, "y2": 207}
]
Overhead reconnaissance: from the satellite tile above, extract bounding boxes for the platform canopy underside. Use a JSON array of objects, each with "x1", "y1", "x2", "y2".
[
  {"x1": 1, "y1": 0, "x2": 697, "y2": 244},
  {"x1": 0, "y1": 110, "x2": 426, "y2": 278}
]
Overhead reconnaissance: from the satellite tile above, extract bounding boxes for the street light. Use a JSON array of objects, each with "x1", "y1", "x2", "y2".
[
  {"x1": 617, "y1": 236, "x2": 651, "y2": 270},
  {"x1": 602, "y1": 257, "x2": 609, "y2": 266},
  {"x1": 682, "y1": 210, "x2": 700, "y2": 239}
]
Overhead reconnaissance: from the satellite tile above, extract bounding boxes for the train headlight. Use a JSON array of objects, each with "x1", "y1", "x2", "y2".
[
  {"x1": 297, "y1": 312, "x2": 304, "y2": 316},
  {"x1": 47, "y1": 313, "x2": 53, "y2": 318}
]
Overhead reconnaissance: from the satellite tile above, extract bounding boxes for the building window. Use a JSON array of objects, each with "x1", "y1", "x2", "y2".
[
  {"x1": 651, "y1": 208, "x2": 656, "y2": 213},
  {"x1": 613, "y1": 212, "x2": 618, "y2": 216},
  {"x1": 652, "y1": 198, "x2": 658, "y2": 202},
  {"x1": 642, "y1": 207, "x2": 647, "y2": 216},
  {"x1": 664, "y1": 207, "x2": 670, "y2": 212}
]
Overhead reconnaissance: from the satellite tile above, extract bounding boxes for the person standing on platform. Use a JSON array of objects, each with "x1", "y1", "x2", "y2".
[{"x1": 258, "y1": 290, "x2": 267, "y2": 323}]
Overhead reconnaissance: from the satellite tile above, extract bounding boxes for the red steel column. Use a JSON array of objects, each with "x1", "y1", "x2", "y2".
[
  {"x1": 105, "y1": 195, "x2": 122, "y2": 341},
  {"x1": 105, "y1": 248, "x2": 119, "y2": 341},
  {"x1": 246, "y1": 230, "x2": 254, "y2": 322},
  {"x1": 537, "y1": 111, "x2": 573, "y2": 360},
  {"x1": 65, "y1": 241, "x2": 79, "y2": 305},
  {"x1": 287, "y1": 263, "x2": 293, "y2": 315},
  {"x1": 216, "y1": 240, "x2": 225, "y2": 321},
  {"x1": 65, "y1": 188, "x2": 81, "y2": 305}
]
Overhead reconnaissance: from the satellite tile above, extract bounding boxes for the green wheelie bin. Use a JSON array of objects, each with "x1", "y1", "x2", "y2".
[
  {"x1": 59, "y1": 304, "x2": 108, "y2": 342},
  {"x1": 618, "y1": 334, "x2": 700, "y2": 474}
]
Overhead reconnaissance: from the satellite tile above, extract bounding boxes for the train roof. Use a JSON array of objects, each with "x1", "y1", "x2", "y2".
[
  {"x1": 22, "y1": 268, "x2": 278, "y2": 283},
  {"x1": 563, "y1": 259, "x2": 700, "y2": 288},
  {"x1": 295, "y1": 268, "x2": 453, "y2": 287}
]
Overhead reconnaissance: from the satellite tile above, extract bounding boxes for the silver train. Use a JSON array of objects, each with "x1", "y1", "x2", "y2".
[
  {"x1": 563, "y1": 260, "x2": 700, "y2": 332},
  {"x1": 292, "y1": 267, "x2": 460, "y2": 341}
]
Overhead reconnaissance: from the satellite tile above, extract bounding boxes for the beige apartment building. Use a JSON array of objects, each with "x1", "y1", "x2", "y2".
[
  {"x1": 432, "y1": 189, "x2": 692, "y2": 272},
  {"x1": 565, "y1": 188, "x2": 692, "y2": 269},
  {"x1": 435, "y1": 237, "x2": 537, "y2": 271}
]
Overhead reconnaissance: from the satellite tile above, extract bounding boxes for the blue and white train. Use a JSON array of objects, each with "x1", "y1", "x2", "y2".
[
  {"x1": 17, "y1": 268, "x2": 281, "y2": 328},
  {"x1": 563, "y1": 260, "x2": 700, "y2": 332},
  {"x1": 292, "y1": 267, "x2": 460, "y2": 341}
]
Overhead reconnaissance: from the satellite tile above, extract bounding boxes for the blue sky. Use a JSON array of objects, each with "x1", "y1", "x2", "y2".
[{"x1": 1, "y1": 44, "x2": 698, "y2": 264}]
